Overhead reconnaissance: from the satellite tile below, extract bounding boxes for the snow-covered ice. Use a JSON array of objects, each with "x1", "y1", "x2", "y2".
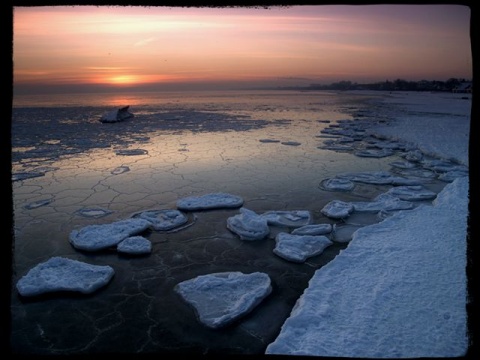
[
  {"x1": 226, "y1": 208, "x2": 270, "y2": 241},
  {"x1": 319, "y1": 177, "x2": 355, "y2": 191},
  {"x1": 176, "y1": 192, "x2": 244, "y2": 211},
  {"x1": 69, "y1": 218, "x2": 151, "y2": 251},
  {"x1": 266, "y1": 92, "x2": 470, "y2": 357},
  {"x1": 291, "y1": 224, "x2": 332, "y2": 236},
  {"x1": 273, "y1": 233, "x2": 333, "y2": 263},
  {"x1": 133, "y1": 209, "x2": 188, "y2": 231},
  {"x1": 117, "y1": 236, "x2": 152, "y2": 255},
  {"x1": 174, "y1": 272, "x2": 272, "y2": 329},
  {"x1": 16, "y1": 257, "x2": 115, "y2": 297},
  {"x1": 320, "y1": 200, "x2": 354, "y2": 219},
  {"x1": 260, "y1": 210, "x2": 312, "y2": 227}
]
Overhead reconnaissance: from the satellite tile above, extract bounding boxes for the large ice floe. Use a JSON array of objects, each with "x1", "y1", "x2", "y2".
[
  {"x1": 69, "y1": 218, "x2": 151, "y2": 251},
  {"x1": 174, "y1": 272, "x2": 272, "y2": 329},
  {"x1": 273, "y1": 233, "x2": 333, "y2": 263},
  {"x1": 176, "y1": 192, "x2": 244, "y2": 211},
  {"x1": 226, "y1": 208, "x2": 270, "y2": 240},
  {"x1": 16, "y1": 257, "x2": 115, "y2": 297},
  {"x1": 100, "y1": 105, "x2": 134, "y2": 123}
]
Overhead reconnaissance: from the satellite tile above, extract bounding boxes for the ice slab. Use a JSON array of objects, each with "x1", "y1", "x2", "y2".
[
  {"x1": 100, "y1": 105, "x2": 134, "y2": 123},
  {"x1": 226, "y1": 208, "x2": 270, "y2": 241},
  {"x1": 75, "y1": 207, "x2": 113, "y2": 218},
  {"x1": 354, "y1": 149, "x2": 394, "y2": 158},
  {"x1": 115, "y1": 149, "x2": 148, "y2": 156},
  {"x1": 117, "y1": 236, "x2": 152, "y2": 255},
  {"x1": 259, "y1": 139, "x2": 280, "y2": 143},
  {"x1": 260, "y1": 210, "x2": 312, "y2": 228},
  {"x1": 336, "y1": 171, "x2": 420, "y2": 186},
  {"x1": 16, "y1": 257, "x2": 114, "y2": 297},
  {"x1": 319, "y1": 178, "x2": 355, "y2": 191},
  {"x1": 385, "y1": 185, "x2": 437, "y2": 201},
  {"x1": 351, "y1": 193, "x2": 415, "y2": 213},
  {"x1": 273, "y1": 233, "x2": 333, "y2": 263},
  {"x1": 69, "y1": 218, "x2": 151, "y2": 251},
  {"x1": 402, "y1": 149, "x2": 424, "y2": 162},
  {"x1": 389, "y1": 160, "x2": 417, "y2": 169},
  {"x1": 111, "y1": 165, "x2": 130, "y2": 175},
  {"x1": 321, "y1": 200, "x2": 354, "y2": 219},
  {"x1": 133, "y1": 209, "x2": 188, "y2": 231},
  {"x1": 176, "y1": 193, "x2": 244, "y2": 211},
  {"x1": 24, "y1": 199, "x2": 52, "y2": 210},
  {"x1": 281, "y1": 141, "x2": 301, "y2": 146},
  {"x1": 438, "y1": 169, "x2": 469, "y2": 182},
  {"x1": 174, "y1": 272, "x2": 272, "y2": 329},
  {"x1": 291, "y1": 224, "x2": 333, "y2": 236}
]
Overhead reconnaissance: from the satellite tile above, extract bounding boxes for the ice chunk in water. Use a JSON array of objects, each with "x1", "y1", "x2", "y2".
[
  {"x1": 177, "y1": 193, "x2": 244, "y2": 211},
  {"x1": 227, "y1": 208, "x2": 270, "y2": 241},
  {"x1": 273, "y1": 232, "x2": 333, "y2": 263}
]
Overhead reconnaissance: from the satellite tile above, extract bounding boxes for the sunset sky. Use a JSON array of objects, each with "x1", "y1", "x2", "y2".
[{"x1": 12, "y1": 4, "x2": 472, "y2": 94}]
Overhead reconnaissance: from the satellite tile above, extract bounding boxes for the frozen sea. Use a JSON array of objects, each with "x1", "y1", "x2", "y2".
[{"x1": 10, "y1": 89, "x2": 471, "y2": 355}]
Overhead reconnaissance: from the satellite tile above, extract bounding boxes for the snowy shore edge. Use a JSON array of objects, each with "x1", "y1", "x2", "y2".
[{"x1": 265, "y1": 91, "x2": 471, "y2": 357}]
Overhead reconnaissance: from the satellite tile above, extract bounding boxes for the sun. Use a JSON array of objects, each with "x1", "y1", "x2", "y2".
[{"x1": 108, "y1": 75, "x2": 139, "y2": 85}]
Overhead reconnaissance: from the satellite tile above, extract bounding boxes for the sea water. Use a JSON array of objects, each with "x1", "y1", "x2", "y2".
[{"x1": 10, "y1": 89, "x2": 448, "y2": 354}]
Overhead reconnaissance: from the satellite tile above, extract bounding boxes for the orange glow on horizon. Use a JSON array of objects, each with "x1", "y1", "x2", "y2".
[{"x1": 13, "y1": 5, "x2": 472, "y2": 93}]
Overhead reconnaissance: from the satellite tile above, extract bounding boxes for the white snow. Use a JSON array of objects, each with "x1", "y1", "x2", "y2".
[
  {"x1": 174, "y1": 271, "x2": 272, "y2": 329},
  {"x1": 266, "y1": 91, "x2": 470, "y2": 357},
  {"x1": 16, "y1": 257, "x2": 115, "y2": 297},
  {"x1": 176, "y1": 192, "x2": 244, "y2": 211}
]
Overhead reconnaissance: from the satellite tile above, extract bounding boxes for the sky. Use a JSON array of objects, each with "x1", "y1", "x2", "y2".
[{"x1": 12, "y1": 4, "x2": 472, "y2": 94}]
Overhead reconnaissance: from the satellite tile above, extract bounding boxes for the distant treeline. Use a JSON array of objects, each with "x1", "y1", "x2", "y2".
[{"x1": 280, "y1": 78, "x2": 471, "y2": 92}]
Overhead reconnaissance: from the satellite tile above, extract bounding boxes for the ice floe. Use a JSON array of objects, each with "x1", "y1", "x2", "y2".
[
  {"x1": 133, "y1": 209, "x2": 188, "y2": 231},
  {"x1": 117, "y1": 236, "x2": 152, "y2": 255},
  {"x1": 350, "y1": 193, "x2": 415, "y2": 213},
  {"x1": 259, "y1": 139, "x2": 280, "y2": 143},
  {"x1": 24, "y1": 199, "x2": 52, "y2": 210},
  {"x1": 402, "y1": 149, "x2": 424, "y2": 162},
  {"x1": 176, "y1": 192, "x2": 244, "y2": 211},
  {"x1": 100, "y1": 105, "x2": 134, "y2": 123},
  {"x1": 438, "y1": 169, "x2": 469, "y2": 182},
  {"x1": 281, "y1": 141, "x2": 301, "y2": 146},
  {"x1": 385, "y1": 185, "x2": 437, "y2": 201},
  {"x1": 75, "y1": 207, "x2": 113, "y2": 218},
  {"x1": 69, "y1": 218, "x2": 151, "y2": 251},
  {"x1": 111, "y1": 165, "x2": 130, "y2": 175},
  {"x1": 354, "y1": 148, "x2": 394, "y2": 158},
  {"x1": 273, "y1": 233, "x2": 333, "y2": 263},
  {"x1": 336, "y1": 171, "x2": 421, "y2": 186},
  {"x1": 174, "y1": 272, "x2": 272, "y2": 329},
  {"x1": 16, "y1": 257, "x2": 114, "y2": 297},
  {"x1": 260, "y1": 210, "x2": 312, "y2": 227},
  {"x1": 389, "y1": 160, "x2": 417, "y2": 169},
  {"x1": 12, "y1": 171, "x2": 45, "y2": 182},
  {"x1": 319, "y1": 178, "x2": 355, "y2": 191},
  {"x1": 115, "y1": 149, "x2": 148, "y2": 156},
  {"x1": 291, "y1": 224, "x2": 333, "y2": 236},
  {"x1": 226, "y1": 208, "x2": 270, "y2": 241},
  {"x1": 321, "y1": 200, "x2": 354, "y2": 219}
]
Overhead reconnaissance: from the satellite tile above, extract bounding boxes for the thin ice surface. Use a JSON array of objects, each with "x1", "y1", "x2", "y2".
[
  {"x1": 175, "y1": 272, "x2": 272, "y2": 329},
  {"x1": 16, "y1": 257, "x2": 115, "y2": 297}
]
